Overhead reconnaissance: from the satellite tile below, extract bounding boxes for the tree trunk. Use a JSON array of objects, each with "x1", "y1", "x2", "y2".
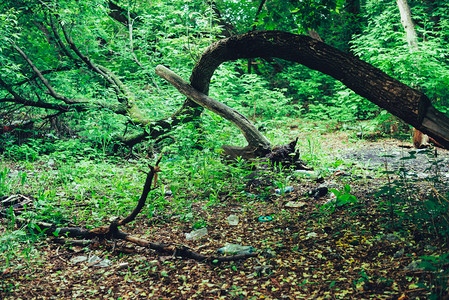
[
  {"x1": 396, "y1": 0, "x2": 435, "y2": 148},
  {"x1": 397, "y1": 0, "x2": 419, "y2": 50},
  {"x1": 155, "y1": 65, "x2": 271, "y2": 158},
  {"x1": 182, "y1": 30, "x2": 449, "y2": 149}
]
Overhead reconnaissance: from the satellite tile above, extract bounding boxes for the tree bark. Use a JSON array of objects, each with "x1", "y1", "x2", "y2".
[
  {"x1": 183, "y1": 30, "x2": 449, "y2": 149},
  {"x1": 397, "y1": 0, "x2": 419, "y2": 50},
  {"x1": 396, "y1": 0, "x2": 436, "y2": 148},
  {"x1": 155, "y1": 65, "x2": 272, "y2": 158}
]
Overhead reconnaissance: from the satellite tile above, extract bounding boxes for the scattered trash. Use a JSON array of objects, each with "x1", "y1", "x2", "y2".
[
  {"x1": 378, "y1": 233, "x2": 401, "y2": 242},
  {"x1": 275, "y1": 186, "x2": 294, "y2": 195},
  {"x1": 324, "y1": 193, "x2": 337, "y2": 204},
  {"x1": 185, "y1": 227, "x2": 208, "y2": 240},
  {"x1": 333, "y1": 170, "x2": 345, "y2": 176},
  {"x1": 217, "y1": 243, "x2": 255, "y2": 255},
  {"x1": 117, "y1": 262, "x2": 129, "y2": 269},
  {"x1": 258, "y1": 216, "x2": 273, "y2": 222},
  {"x1": 285, "y1": 201, "x2": 306, "y2": 208},
  {"x1": 424, "y1": 245, "x2": 436, "y2": 251},
  {"x1": 227, "y1": 214, "x2": 239, "y2": 226},
  {"x1": 87, "y1": 255, "x2": 112, "y2": 267},
  {"x1": 95, "y1": 259, "x2": 112, "y2": 268},
  {"x1": 47, "y1": 158, "x2": 55, "y2": 167},
  {"x1": 165, "y1": 190, "x2": 173, "y2": 196},
  {"x1": 87, "y1": 255, "x2": 100, "y2": 264},
  {"x1": 148, "y1": 260, "x2": 159, "y2": 266},
  {"x1": 394, "y1": 248, "x2": 404, "y2": 258},
  {"x1": 294, "y1": 170, "x2": 317, "y2": 178},
  {"x1": 404, "y1": 260, "x2": 424, "y2": 271},
  {"x1": 70, "y1": 256, "x2": 87, "y2": 264},
  {"x1": 262, "y1": 249, "x2": 277, "y2": 258},
  {"x1": 243, "y1": 192, "x2": 263, "y2": 200},
  {"x1": 293, "y1": 170, "x2": 324, "y2": 182},
  {"x1": 309, "y1": 186, "x2": 329, "y2": 199},
  {"x1": 254, "y1": 264, "x2": 273, "y2": 276},
  {"x1": 307, "y1": 232, "x2": 318, "y2": 238},
  {"x1": 109, "y1": 216, "x2": 119, "y2": 222}
]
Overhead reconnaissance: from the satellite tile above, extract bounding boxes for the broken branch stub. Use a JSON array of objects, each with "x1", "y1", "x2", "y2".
[{"x1": 155, "y1": 65, "x2": 272, "y2": 159}]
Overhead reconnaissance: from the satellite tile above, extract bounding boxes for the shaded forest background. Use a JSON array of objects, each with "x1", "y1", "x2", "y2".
[{"x1": 1, "y1": 0, "x2": 449, "y2": 154}]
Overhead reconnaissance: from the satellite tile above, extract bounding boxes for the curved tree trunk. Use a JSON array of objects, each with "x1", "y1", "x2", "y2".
[
  {"x1": 155, "y1": 65, "x2": 271, "y2": 158},
  {"x1": 177, "y1": 30, "x2": 449, "y2": 150}
]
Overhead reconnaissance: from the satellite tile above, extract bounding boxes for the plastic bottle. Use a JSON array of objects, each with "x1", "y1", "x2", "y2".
[
  {"x1": 217, "y1": 243, "x2": 255, "y2": 255},
  {"x1": 185, "y1": 227, "x2": 208, "y2": 240},
  {"x1": 294, "y1": 170, "x2": 317, "y2": 178},
  {"x1": 275, "y1": 186, "x2": 294, "y2": 194},
  {"x1": 227, "y1": 214, "x2": 239, "y2": 226}
]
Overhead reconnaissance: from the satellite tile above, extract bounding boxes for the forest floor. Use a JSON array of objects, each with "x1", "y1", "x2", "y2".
[{"x1": 1, "y1": 130, "x2": 449, "y2": 299}]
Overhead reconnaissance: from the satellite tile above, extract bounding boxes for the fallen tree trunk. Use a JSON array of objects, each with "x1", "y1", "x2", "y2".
[
  {"x1": 155, "y1": 65, "x2": 312, "y2": 166},
  {"x1": 155, "y1": 65, "x2": 271, "y2": 158},
  {"x1": 182, "y1": 30, "x2": 449, "y2": 149}
]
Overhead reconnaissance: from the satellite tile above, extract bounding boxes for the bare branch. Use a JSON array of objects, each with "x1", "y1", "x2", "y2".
[
  {"x1": 60, "y1": 23, "x2": 129, "y2": 103},
  {"x1": 117, "y1": 160, "x2": 161, "y2": 226},
  {"x1": 48, "y1": 14, "x2": 80, "y2": 64},
  {"x1": 252, "y1": 0, "x2": 267, "y2": 32},
  {"x1": 155, "y1": 65, "x2": 271, "y2": 158},
  {"x1": 0, "y1": 95, "x2": 71, "y2": 112},
  {"x1": 12, "y1": 42, "x2": 86, "y2": 105},
  {"x1": 13, "y1": 66, "x2": 71, "y2": 86},
  {"x1": 0, "y1": 76, "x2": 89, "y2": 112}
]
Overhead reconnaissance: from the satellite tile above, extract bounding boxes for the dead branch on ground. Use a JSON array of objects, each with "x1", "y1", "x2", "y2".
[{"x1": 1, "y1": 157, "x2": 256, "y2": 263}]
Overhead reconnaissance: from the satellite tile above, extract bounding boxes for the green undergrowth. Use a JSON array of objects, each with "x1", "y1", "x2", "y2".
[{"x1": 1, "y1": 120, "x2": 448, "y2": 298}]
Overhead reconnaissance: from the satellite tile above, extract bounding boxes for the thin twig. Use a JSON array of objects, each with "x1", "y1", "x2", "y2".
[{"x1": 11, "y1": 42, "x2": 85, "y2": 105}]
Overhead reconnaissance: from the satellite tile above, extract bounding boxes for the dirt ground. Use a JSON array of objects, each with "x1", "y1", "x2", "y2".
[{"x1": 1, "y1": 133, "x2": 448, "y2": 299}]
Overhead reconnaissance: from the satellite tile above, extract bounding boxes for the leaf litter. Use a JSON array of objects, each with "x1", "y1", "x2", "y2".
[{"x1": 1, "y1": 137, "x2": 449, "y2": 299}]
